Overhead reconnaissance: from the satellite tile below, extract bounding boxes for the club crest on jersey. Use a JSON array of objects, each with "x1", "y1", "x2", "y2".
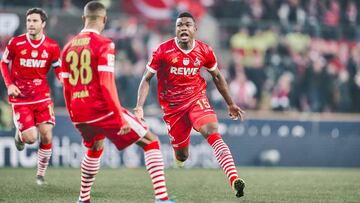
[
  {"x1": 41, "y1": 50, "x2": 48, "y2": 58},
  {"x1": 183, "y1": 58, "x2": 190, "y2": 66},
  {"x1": 21, "y1": 49, "x2": 27, "y2": 55},
  {"x1": 31, "y1": 50, "x2": 38, "y2": 58},
  {"x1": 194, "y1": 57, "x2": 201, "y2": 66}
]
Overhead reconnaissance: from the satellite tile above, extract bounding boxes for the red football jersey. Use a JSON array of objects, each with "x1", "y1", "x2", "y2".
[
  {"x1": 62, "y1": 29, "x2": 124, "y2": 124},
  {"x1": 147, "y1": 38, "x2": 217, "y2": 112},
  {"x1": 0, "y1": 33, "x2": 61, "y2": 104}
]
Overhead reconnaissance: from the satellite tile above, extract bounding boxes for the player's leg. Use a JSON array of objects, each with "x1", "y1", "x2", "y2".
[
  {"x1": 190, "y1": 97, "x2": 245, "y2": 198},
  {"x1": 136, "y1": 131, "x2": 175, "y2": 203},
  {"x1": 12, "y1": 104, "x2": 38, "y2": 150},
  {"x1": 36, "y1": 123, "x2": 53, "y2": 185},
  {"x1": 163, "y1": 112, "x2": 192, "y2": 168},
  {"x1": 34, "y1": 100, "x2": 56, "y2": 185},
  {"x1": 76, "y1": 124, "x2": 105, "y2": 203},
  {"x1": 199, "y1": 122, "x2": 245, "y2": 197},
  {"x1": 115, "y1": 109, "x2": 175, "y2": 202}
]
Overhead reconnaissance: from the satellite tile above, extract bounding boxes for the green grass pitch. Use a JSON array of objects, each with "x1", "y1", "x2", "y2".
[{"x1": 0, "y1": 167, "x2": 359, "y2": 203}]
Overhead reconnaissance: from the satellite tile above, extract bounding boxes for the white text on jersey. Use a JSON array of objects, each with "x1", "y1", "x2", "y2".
[
  {"x1": 20, "y1": 58, "x2": 46, "y2": 68},
  {"x1": 170, "y1": 66, "x2": 199, "y2": 75}
]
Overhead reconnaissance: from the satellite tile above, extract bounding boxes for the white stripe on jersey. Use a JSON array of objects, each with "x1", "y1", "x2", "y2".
[
  {"x1": 146, "y1": 64, "x2": 157, "y2": 73},
  {"x1": 122, "y1": 111, "x2": 147, "y2": 138},
  {"x1": 61, "y1": 72, "x2": 70, "y2": 78},
  {"x1": 207, "y1": 62, "x2": 218, "y2": 72},
  {"x1": 98, "y1": 65, "x2": 114, "y2": 72},
  {"x1": 51, "y1": 60, "x2": 61, "y2": 68},
  {"x1": 2, "y1": 47, "x2": 10, "y2": 63},
  {"x1": 16, "y1": 41, "x2": 26, "y2": 46}
]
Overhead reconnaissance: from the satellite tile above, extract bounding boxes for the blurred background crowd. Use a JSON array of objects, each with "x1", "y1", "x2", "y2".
[{"x1": 1, "y1": 0, "x2": 360, "y2": 129}]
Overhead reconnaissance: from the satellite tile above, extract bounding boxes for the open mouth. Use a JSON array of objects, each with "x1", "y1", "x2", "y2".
[{"x1": 179, "y1": 33, "x2": 189, "y2": 40}]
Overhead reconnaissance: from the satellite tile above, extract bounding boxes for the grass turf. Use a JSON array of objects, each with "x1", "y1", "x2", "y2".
[{"x1": 0, "y1": 167, "x2": 359, "y2": 203}]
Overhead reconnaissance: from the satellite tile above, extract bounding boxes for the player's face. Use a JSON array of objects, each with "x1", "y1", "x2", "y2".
[
  {"x1": 26, "y1": 13, "x2": 45, "y2": 36},
  {"x1": 175, "y1": 17, "x2": 196, "y2": 44}
]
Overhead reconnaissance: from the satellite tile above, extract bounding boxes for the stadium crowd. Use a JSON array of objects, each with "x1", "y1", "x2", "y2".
[{"x1": 1, "y1": 0, "x2": 360, "y2": 130}]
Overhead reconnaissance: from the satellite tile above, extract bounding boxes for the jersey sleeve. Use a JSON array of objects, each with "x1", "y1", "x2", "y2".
[
  {"x1": 203, "y1": 45, "x2": 218, "y2": 72},
  {"x1": 98, "y1": 41, "x2": 127, "y2": 125},
  {"x1": 146, "y1": 46, "x2": 162, "y2": 73},
  {"x1": 51, "y1": 43, "x2": 62, "y2": 80},
  {"x1": 0, "y1": 38, "x2": 15, "y2": 87}
]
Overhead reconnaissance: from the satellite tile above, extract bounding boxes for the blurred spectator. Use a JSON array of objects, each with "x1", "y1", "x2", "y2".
[
  {"x1": 347, "y1": 46, "x2": 360, "y2": 112},
  {"x1": 278, "y1": 0, "x2": 306, "y2": 31},
  {"x1": 342, "y1": 0, "x2": 359, "y2": 40},
  {"x1": 301, "y1": 53, "x2": 333, "y2": 112},
  {"x1": 271, "y1": 72, "x2": 294, "y2": 111},
  {"x1": 229, "y1": 70, "x2": 257, "y2": 109},
  {"x1": 322, "y1": 0, "x2": 341, "y2": 39}
]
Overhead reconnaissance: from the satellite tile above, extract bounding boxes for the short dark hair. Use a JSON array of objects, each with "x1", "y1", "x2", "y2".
[
  {"x1": 84, "y1": 1, "x2": 106, "y2": 16},
  {"x1": 177, "y1": 12, "x2": 195, "y2": 22},
  {"x1": 26, "y1": 8, "x2": 48, "y2": 22}
]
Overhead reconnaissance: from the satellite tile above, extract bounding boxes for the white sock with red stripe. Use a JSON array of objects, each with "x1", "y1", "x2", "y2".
[
  {"x1": 207, "y1": 133, "x2": 239, "y2": 186},
  {"x1": 79, "y1": 149, "x2": 103, "y2": 202},
  {"x1": 37, "y1": 143, "x2": 52, "y2": 177},
  {"x1": 143, "y1": 141, "x2": 169, "y2": 201}
]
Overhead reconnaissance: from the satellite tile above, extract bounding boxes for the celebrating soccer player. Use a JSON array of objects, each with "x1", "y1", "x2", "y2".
[
  {"x1": 61, "y1": 2, "x2": 175, "y2": 203},
  {"x1": 134, "y1": 12, "x2": 246, "y2": 198},
  {"x1": 0, "y1": 8, "x2": 62, "y2": 185}
]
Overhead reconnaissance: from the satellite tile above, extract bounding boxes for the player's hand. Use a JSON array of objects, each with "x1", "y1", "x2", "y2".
[
  {"x1": 133, "y1": 106, "x2": 144, "y2": 120},
  {"x1": 7, "y1": 84, "x2": 21, "y2": 97},
  {"x1": 228, "y1": 104, "x2": 245, "y2": 121},
  {"x1": 118, "y1": 123, "x2": 131, "y2": 135}
]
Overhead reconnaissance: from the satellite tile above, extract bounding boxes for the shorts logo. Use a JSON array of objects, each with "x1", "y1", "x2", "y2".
[
  {"x1": 31, "y1": 50, "x2": 38, "y2": 58},
  {"x1": 17, "y1": 122, "x2": 23, "y2": 130},
  {"x1": 183, "y1": 58, "x2": 189, "y2": 66}
]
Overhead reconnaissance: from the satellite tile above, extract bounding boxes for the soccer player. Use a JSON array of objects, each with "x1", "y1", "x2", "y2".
[
  {"x1": 134, "y1": 12, "x2": 246, "y2": 198},
  {"x1": 0, "y1": 8, "x2": 61, "y2": 185},
  {"x1": 61, "y1": 2, "x2": 175, "y2": 203}
]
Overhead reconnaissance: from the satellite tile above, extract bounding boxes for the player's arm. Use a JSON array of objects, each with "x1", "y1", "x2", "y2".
[
  {"x1": 208, "y1": 68, "x2": 245, "y2": 120},
  {"x1": 60, "y1": 47, "x2": 73, "y2": 114},
  {"x1": 51, "y1": 43, "x2": 62, "y2": 81},
  {"x1": 98, "y1": 42, "x2": 130, "y2": 135},
  {"x1": 134, "y1": 70, "x2": 155, "y2": 119},
  {"x1": 0, "y1": 40, "x2": 21, "y2": 96},
  {"x1": 61, "y1": 71, "x2": 72, "y2": 113}
]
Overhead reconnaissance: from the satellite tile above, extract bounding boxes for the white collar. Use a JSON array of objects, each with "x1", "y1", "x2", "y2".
[
  {"x1": 26, "y1": 33, "x2": 45, "y2": 49},
  {"x1": 175, "y1": 37, "x2": 196, "y2": 54},
  {"x1": 81, "y1": 29, "x2": 100, "y2": 34}
]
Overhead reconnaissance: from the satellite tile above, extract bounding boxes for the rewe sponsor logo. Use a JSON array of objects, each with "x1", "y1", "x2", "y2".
[
  {"x1": 20, "y1": 58, "x2": 46, "y2": 68},
  {"x1": 170, "y1": 66, "x2": 199, "y2": 75}
]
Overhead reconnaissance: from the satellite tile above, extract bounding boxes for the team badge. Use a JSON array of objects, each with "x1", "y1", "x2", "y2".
[
  {"x1": 172, "y1": 57, "x2": 178, "y2": 64},
  {"x1": 21, "y1": 49, "x2": 27, "y2": 55},
  {"x1": 41, "y1": 50, "x2": 48, "y2": 58},
  {"x1": 31, "y1": 50, "x2": 38, "y2": 58},
  {"x1": 194, "y1": 57, "x2": 201, "y2": 66},
  {"x1": 183, "y1": 58, "x2": 190, "y2": 66}
]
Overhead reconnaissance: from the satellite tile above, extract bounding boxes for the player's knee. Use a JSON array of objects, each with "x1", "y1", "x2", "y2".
[
  {"x1": 175, "y1": 151, "x2": 189, "y2": 162},
  {"x1": 200, "y1": 123, "x2": 218, "y2": 137},
  {"x1": 25, "y1": 134, "x2": 38, "y2": 144}
]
